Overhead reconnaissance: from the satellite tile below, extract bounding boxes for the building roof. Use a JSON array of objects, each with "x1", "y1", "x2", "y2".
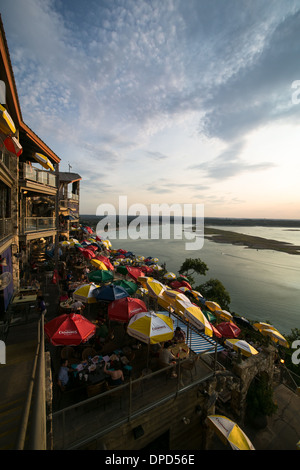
[{"x1": 59, "y1": 172, "x2": 82, "y2": 183}]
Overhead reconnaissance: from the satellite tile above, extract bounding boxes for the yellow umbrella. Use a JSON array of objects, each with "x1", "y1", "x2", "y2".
[
  {"x1": 225, "y1": 339, "x2": 259, "y2": 357},
  {"x1": 215, "y1": 309, "x2": 233, "y2": 322},
  {"x1": 72, "y1": 283, "x2": 99, "y2": 304},
  {"x1": 59, "y1": 240, "x2": 70, "y2": 247},
  {"x1": 205, "y1": 301, "x2": 221, "y2": 312},
  {"x1": 90, "y1": 259, "x2": 108, "y2": 270},
  {"x1": 152, "y1": 264, "x2": 163, "y2": 271},
  {"x1": 33, "y1": 152, "x2": 54, "y2": 171},
  {"x1": 127, "y1": 311, "x2": 174, "y2": 344},
  {"x1": 163, "y1": 272, "x2": 176, "y2": 280},
  {"x1": 190, "y1": 290, "x2": 203, "y2": 300},
  {"x1": 206, "y1": 415, "x2": 255, "y2": 450},
  {"x1": 253, "y1": 322, "x2": 289, "y2": 348},
  {"x1": 0, "y1": 104, "x2": 16, "y2": 135},
  {"x1": 253, "y1": 322, "x2": 278, "y2": 332},
  {"x1": 157, "y1": 291, "x2": 176, "y2": 312},
  {"x1": 261, "y1": 329, "x2": 289, "y2": 348},
  {"x1": 184, "y1": 305, "x2": 213, "y2": 337},
  {"x1": 146, "y1": 278, "x2": 166, "y2": 298}
]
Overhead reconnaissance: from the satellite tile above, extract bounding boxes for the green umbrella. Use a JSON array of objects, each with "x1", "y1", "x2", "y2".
[
  {"x1": 177, "y1": 275, "x2": 189, "y2": 282},
  {"x1": 116, "y1": 265, "x2": 129, "y2": 275},
  {"x1": 75, "y1": 243, "x2": 83, "y2": 248},
  {"x1": 114, "y1": 279, "x2": 138, "y2": 295},
  {"x1": 88, "y1": 270, "x2": 114, "y2": 283},
  {"x1": 203, "y1": 309, "x2": 216, "y2": 323}
]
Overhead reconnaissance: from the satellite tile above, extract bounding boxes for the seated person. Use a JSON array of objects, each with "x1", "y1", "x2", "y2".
[
  {"x1": 71, "y1": 299, "x2": 85, "y2": 314},
  {"x1": 173, "y1": 326, "x2": 186, "y2": 343},
  {"x1": 158, "y1": 342, "x2": 178, "y2": 377},
  {"x1": 104, "y1": 361, "x2": 124, "y2": 386},
  {"x1": 58, "y1": 359, "x2": 73, "y2": 390}
]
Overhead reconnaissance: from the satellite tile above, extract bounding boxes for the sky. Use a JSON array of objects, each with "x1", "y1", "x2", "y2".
[{"x1": 1, "y1": 0, "x2": 300, "y2": 219}]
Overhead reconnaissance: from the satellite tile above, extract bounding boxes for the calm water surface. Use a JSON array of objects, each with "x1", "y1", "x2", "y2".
[{"x1": 102, "y1": 224, "x2": 300, "y2": 335}]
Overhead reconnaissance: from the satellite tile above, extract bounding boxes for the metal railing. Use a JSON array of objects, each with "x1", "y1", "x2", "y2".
[
  {"x1": 52, "y1": 355, "x2": 215, "y2": 450},
  {"x1": 22, "y1": 163, "x2": 56, "y2": 187},
  {"x1": 15, "y1": 315, "x2": 47, "y2": 450},
  {"x1": 0, "y1": 217, "x2": 12, "y2": 243},
  {"x1": 23, "y1": 217, "x2": 56, "y2": 233}
]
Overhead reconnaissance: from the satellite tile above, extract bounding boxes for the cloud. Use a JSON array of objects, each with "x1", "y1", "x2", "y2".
[{"x1": 189, "y1": 140, "x2": 276, "y2": 180}]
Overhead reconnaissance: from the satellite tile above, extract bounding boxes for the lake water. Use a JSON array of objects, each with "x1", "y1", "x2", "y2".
[{"x1": 100, "y1": 224, "x2": 300, "y2": 335}]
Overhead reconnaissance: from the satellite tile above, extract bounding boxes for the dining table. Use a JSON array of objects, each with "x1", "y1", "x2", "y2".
[{"x1": 169, "y1": 343, "x2": 190, "y2": 360}]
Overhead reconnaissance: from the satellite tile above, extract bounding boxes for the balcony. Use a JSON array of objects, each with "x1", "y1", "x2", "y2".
[
  {"x1": 21, "y1": 163, "x2": 56, "y2": 188},
  {"x1": 23, "y1": 217, "x2": 56, "y2": 233},
  {"x1": 0, "y1": 217, "x2": 13, "y2": 243}
]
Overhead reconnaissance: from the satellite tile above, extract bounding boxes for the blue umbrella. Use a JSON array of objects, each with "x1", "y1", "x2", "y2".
[{"x1": 93, "y1": 284, "x2": 129, "y2": 301}]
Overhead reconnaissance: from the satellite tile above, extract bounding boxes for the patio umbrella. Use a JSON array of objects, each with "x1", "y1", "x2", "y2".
[
  {"x1": 184, "y1": 305, "x2": 213, "y2": 337},
  {"x1": 94, "y1": 255, "x2": 114, "y2": 271},
  {"x1": 93, "y1": 284, "x2": 129, "y2": 302},
  {"x1": 32, "y1": 152, "x2": 54, "y2": 171},
  {"x1": 72, "y1": 283, "x2": 99, "y2": 304},
  {"x1": 163, "y1": 272, "x2": 176, "y2": 280},
  {"x1": 113, "y1": 279, "x2": 138, "y2": 295},
  {"x1": 127, "y1": 311, "x2": 174, "y2": 345},
  {"x1": 81, "y1": 249, "x2": 95, "y2": 260},
  {"x1": 205, "y1": 301, "x2": 222, "y2": 312},
  {"x1": 215, "y1": 322, "x2": 241, "y2": 339},
  {"x1": 260, "y1": 328, "x2": 289, "y2": 348},
  {"x1": 0, "y1": 104, "x2": 16, "y2": 135},
  {"x1": 44, "y1": 313, "x2": 96, "y2": 346},
  {"x1": 2, "y1": 134, "x2": 22, "y2": 156},
  {"x1": 108, "y1": 297, "x2": 147, "y2": 323},
  {"x1": 88, "y1": 270, "x2": 114, "y2": 283},
  {"x1": 177, "y1": 275, "x2": 189, "y2": 282},
  {"x1": 116, "y1": 265, "x2": 129, "y2": 275},
  {"x1": 225, "y1": 339, "x2": 259, "y2": 357},
  {"x1": 90, "y1": 259, "x2": 108, "y2": 270},
  {"x1": 140, "y1": 265, "x2": 153, "y2": 274},
  {"x1": 127, "y1": 266, "x2": 145, "y2": 281},
  {"x1": 206, "y1": 415, "x2": 255, "y2": 450},
  {"x1": 146, "y1": 278, "x2": 166, "y2": 298},
  {"x1": 253, "y1": 322, "x2": 278, "y2": 332},
  {"x1": 214, "y1": 309, "x2": 233, "y2": 322}
]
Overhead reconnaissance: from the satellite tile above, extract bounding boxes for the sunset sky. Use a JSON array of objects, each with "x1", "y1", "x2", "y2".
[{"x1": 2, "y1": 0, "x2": 300, "y2": 218}]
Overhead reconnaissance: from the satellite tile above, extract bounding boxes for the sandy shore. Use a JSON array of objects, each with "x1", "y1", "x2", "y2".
[{"x1": 204, "y1": 227, "x2": 300, "y2": 255}]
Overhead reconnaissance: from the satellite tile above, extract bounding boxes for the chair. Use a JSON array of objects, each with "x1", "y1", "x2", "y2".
[
  {"x1": 180, "y1": 354, "x2": 199, "y2": 380},
  {"x1": 82, "y1": 347, "x2": 97, "y2": 361}
]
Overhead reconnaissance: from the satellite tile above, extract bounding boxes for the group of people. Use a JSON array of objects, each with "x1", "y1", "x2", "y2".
[{"x1": 58, "y1": 355, "x2": 125, "y2": 391}]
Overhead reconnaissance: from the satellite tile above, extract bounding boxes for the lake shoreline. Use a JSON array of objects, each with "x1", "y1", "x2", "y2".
[{"x1": 204, "y1": 227, "x2": 300, "y2": 255}]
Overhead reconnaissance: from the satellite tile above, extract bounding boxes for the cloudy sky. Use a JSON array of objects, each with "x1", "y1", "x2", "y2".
[{"x1": 2, "y1": 0, "x2": 300, "y2": 218}]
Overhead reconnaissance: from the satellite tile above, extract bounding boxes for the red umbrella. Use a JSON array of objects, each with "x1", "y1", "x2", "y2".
[
  {"x1": 215, "y1": 322, "x2": 241, "y2": 339},
  {"x1": 81, "y1": 249, "x2": 95, "y2": 260},
  {"x1": 44, "y1": 313, "x2": 96, "y2": 346},
  {"x1": 94, "y1": 255, "x2": 115, "y2": 271},
  {"x1": 108, "y1": 297, "x2": 147, "y2": 323},
  {"x1": 210, "y1": 323, "x2": 222, "y2": 338},
  {"x1": 126, "y1": 266, "x2": 145, "y2": 281},
  {"x1": 117, "y1": 249, "x2": 127, "y2": 254},
  {"x1": 140, "y1": 265, "x2": 153, "y2": 274},
  {"x1": 170, "y1": 280, "x2": 192, "y2": 290}
]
